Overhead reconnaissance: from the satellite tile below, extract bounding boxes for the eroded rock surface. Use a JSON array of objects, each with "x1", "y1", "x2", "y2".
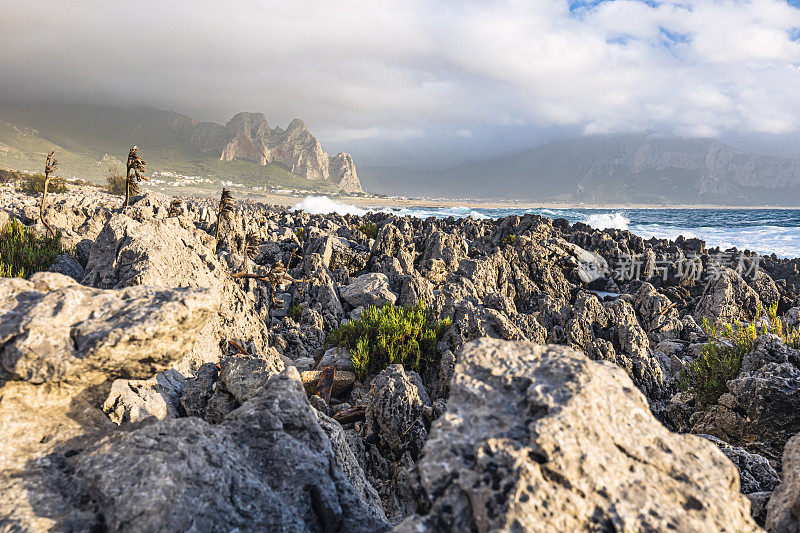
[{"x1": 399, "y1": 339, "x2": 759, "y2": 532}]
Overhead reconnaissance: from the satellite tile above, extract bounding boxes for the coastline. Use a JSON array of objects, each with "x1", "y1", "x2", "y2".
[{"x1": 229, "y1": 190, "x2": 800, "y2": 211}]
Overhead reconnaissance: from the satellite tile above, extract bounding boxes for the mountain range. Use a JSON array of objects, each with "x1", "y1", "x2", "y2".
[
  {"x1": 359, "y1": 135, "x2": 800, "y2": 205},
  {"x1": 0, "y1": 102, "x2": 361, "y2": 193},
  {"x1": 2, "y1": 102, "x2": 800, "y2": 205}
]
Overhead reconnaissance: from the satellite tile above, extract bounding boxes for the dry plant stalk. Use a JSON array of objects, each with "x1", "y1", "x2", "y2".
[
  {"x1": 215, "y1": 188, "x2": 234, "y2": 242},
  {"x1": 168, "y1": 198, "x2": 183, "y2": 217},
  {"x1": 243, "y1": 231, "x2": 259, "y2": 271},
  {"x1": 124, "y1": 146, "x2": 147, "y2": 207},
  {"x1": 232, "y1": 250, "x2": 312, "y2": 307},
  {"x1": 40, "y1": 151, "x2": 58, "y2": 237}
]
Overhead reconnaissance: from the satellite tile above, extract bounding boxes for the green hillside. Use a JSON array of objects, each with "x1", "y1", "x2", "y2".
[{"x1": 0, "y1": 102, "x2": 338, "y2": 195}]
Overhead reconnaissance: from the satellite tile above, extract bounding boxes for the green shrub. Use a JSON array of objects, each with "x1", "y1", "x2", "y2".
[
  {"x1": 0, "y1": 220, "x2": 66, "y2": 278},
  {"x1": 0, "y1": 169, "x2": 21, "y2": 184},
  {"x1": 502, "y1": 234, "x2": 516, "y2": 246},
  {"x1": 357, "y1": 223, "x2": 378, "y2": 240},
  {"x1": 326, "y1": 301, "x2": 451, "y2": 379},
  {"x1": 294, "y1": 227, "x2": 305, "y2": 242},
  {"x1": 106, "y1": 166, "x2": 127, "y2": 196},
  {"x1": 289, "y1": 303, "x2": 302, "y2": 322},
  {"x1": 17, "y1": 174, "x2": 68, "y2": 195},
  {"x1": 680, "y1": 303, "x2": 800, "y2": 405}
]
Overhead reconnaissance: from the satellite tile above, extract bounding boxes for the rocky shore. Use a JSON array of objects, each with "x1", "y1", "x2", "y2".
[{"x1": 2, "y1": 184, "x2": 800, "y2": 531}]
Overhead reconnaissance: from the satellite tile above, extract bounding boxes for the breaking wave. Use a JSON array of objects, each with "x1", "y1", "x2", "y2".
[
  {"x1": 292, "y1": 196, "x2": 367, "y2": 216},
  {"x1": 583, "y1": 212, "x2": 630, "y2": 230}
]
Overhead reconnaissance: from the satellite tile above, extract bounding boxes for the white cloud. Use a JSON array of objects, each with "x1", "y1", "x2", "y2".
[{"x1": 2, "y1": 0, "x2": 800, "y2": 153}]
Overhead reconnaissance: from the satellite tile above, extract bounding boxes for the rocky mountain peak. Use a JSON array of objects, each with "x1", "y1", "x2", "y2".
[
  {"x1": 204, "y1": 112, "x2": 360, "y2": 192},
  {"x1": 226, "y1": 112, "x2": 271, "y2": 139}
]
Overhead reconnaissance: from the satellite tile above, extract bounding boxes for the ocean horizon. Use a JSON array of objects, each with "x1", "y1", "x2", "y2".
[{"x1": 293, "y1": 195, "x2": 800, "y2": 259}]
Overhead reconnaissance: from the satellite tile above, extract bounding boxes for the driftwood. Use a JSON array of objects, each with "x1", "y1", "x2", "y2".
[
  {"x1": 228, "y1": 339, "x2": 249, "y2": 356},
  {"x1": 232, "y1": 251, "x2": 312, "y2": 307},
  {"x1": 332, "y1": 403, "x2": 367, "y2": 424},
  {"x1": 315, "y1": 367, "x2": 335, "y2": 404}
]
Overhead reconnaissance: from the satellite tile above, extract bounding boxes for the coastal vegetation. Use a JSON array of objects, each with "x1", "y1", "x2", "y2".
[
  {"x1": 357, "y1": 223, "x2": 378, "y2": 240},
  {"x1": 326, "y1": 301, "x2": 451, "y2": 379},
  {"x1": 0, "y1": 219, "x2": 65, "y2": 278},
  {"x1": 16, "y1": 173, "x2": 67, "y2": 195},
  {"x1": 105, "y1": 165, "x2": 126, "y2": 196},
  {"x1": 680, "y1": 303, "x2": 800, "y2": 406}
]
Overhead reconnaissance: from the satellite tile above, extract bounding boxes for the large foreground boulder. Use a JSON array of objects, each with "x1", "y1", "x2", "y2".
[
  {"x1": 82, "y1": 210, "x2": 278, "y2": 370},
  {"x1": 0, "y1": 274, "x2": 220, "y2": 529},
  {"x1": 0, "y1": 273, "x2": 218, "y2": 385},
  {"x1": 399, "y1": 339, "x2": 758, "y2": 532},
  {"x1": 2, "y1": 369, "x2": 389, "y2": 532}
]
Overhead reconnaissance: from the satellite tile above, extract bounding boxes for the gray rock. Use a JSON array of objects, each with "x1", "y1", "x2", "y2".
[
  {"x1": 3, "y1": 369, "x2": 389, "y2": 532},
  {"x1": 48, "y1": 253, "x2": 84, "y2": 281},
  {"x1": 364, "y1": 365, "x2": 431, "y2": 460},
  {"x1": 317, "y1": 347, "x2": 355, "y2": 372},
  {"x1": 219, "y1": 355, "x2": 280, "y2": 404},
  {"x1": 316, "y1": 411, "x2": 387, "y2": 522},
  {"x1": 691, "y1": 335, "x2": 800, "y2": 464},
  {"x1": 81, "y1": 213, "x2": 277, "y2": 371},
  {"x1": 271, "y1": 292, "x2": 292, "y2": 317},
  {"x1": 747, "y1": 491, "x2": 771, "y2": 527},
  {"x1": 0, "y1": 273, "x2": 218, "y2": 385},
  {"x1": 180, "y1": 362, "x2": 219, "y2": 418},
  {"x1": 695, "y1": 268, "x2": 762, "y2": 325},
  {"x1": 767, "y1": 432, "x2": 800, "y2": 532},
  {"x1": 204, "y1": 386, "x2": 238, "y2": 424},
  {"x1": 561, "y1": 240, "x2": 609, "y2": 283},
  {"x1": 700, "y1": 434, "x2": 780, "y2": 494},
  {"x1": 102, "y1": 369, "x2": 186, "y2": 425},
  {"x1": 632, "y1": 281, "x2": 682, "y2": 341},
  {"x1": 340, "y1": 273, "x2": 397, "y2": 308},
  {"x1": 293, "y1": 356, "x2": 316, "y2": 371},
  {"x1": 398, "y1": 339, "x2": 758, "y2": 532}
]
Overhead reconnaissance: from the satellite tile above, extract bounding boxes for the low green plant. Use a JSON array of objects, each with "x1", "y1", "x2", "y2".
[
  {"x1": 502, "y1": 234, "x2": 516, "y2": 246},
  {"x1": 326, "y1": 301, "x2": 451, "y2": 379},
  {"x1": 680, "y1": 303, "x2": 800, "y2": 405},
  {"x1": 17, "y1": 174, "x2": 67, "y2": 195},
  {"x1": 0, "y1": 169, "x2": 21, "y2": 183},
  {"x1": 358, "y1": 223, "x2": 378, "y2": 240},
  {"x1": 106, "y1": 165, "x2": 127, "y2": 195},
  {"x1": 0, "y1": 220, "x2": 66, "y2": 278},
  {"x1": 294, "y1": 227, "x2": 305, "y2": 242},
  {"x1": 289, "y1": 303, "x2": 302, "y2": 322}
]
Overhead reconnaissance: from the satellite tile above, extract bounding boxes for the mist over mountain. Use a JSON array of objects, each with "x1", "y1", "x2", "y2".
[
  {"x1": 0, "y1": 102, "x2": 361, "y2": 193},
  {"x1": 360, "y1": 135, "x2": 800, "y2": 205}
]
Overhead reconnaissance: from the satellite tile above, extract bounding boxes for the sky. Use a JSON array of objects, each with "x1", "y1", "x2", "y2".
[{"x1": 2, "y1": 0, "x2": 800, "y2": 167}]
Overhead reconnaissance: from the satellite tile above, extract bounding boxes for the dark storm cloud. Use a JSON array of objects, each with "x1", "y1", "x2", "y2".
[{"x1": 3, "y1": 0, "x2": 800, "y2": 162}]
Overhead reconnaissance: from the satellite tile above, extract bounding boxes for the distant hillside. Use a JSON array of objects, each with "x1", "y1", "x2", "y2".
[
  {"x1": 0, "y1": 102, "x2": 361, "y2": 194},
  {"x1": 359, "y1": 135, "x2": 800, "y2": 205}
]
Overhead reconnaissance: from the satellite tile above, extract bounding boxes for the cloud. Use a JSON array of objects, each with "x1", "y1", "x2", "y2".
[{"x1": 2, "y1": 0, "x2": 800, "y2": 160}]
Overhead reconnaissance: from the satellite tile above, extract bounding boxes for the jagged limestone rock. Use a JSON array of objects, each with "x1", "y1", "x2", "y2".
[
  {"x1": 0, "y1": 272, "x2": 218, "y2": 385},
  {"x1": 399, "y1": 339, "x2": 758, "y2": 532}
]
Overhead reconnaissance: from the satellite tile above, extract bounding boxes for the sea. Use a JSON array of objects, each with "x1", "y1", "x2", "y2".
[{"x1": 292, "y1": 197, "x2": 800, "y2": 259}]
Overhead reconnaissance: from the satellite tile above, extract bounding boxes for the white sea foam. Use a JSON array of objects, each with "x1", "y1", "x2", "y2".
[
  {"x1": 584, "y1": 212, "x2": 630, "y2": 230},
  {"x1": 292, "y1": 196, "x2": 367, "y2": 216}
]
